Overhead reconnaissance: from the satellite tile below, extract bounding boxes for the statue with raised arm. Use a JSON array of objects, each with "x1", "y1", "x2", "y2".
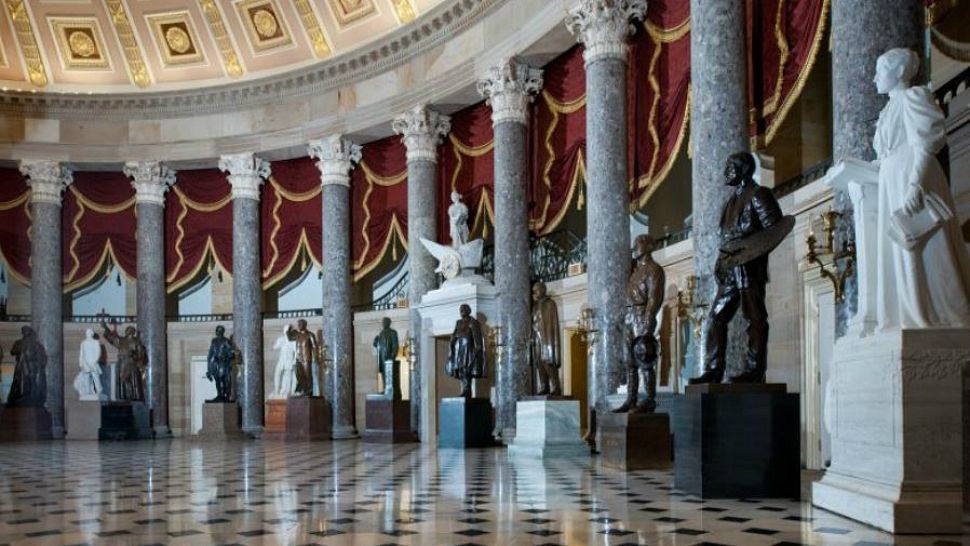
[
  {"x1": 614, "y1": 235, "x2": 665, "y2": 412},
  {"x1": 372, "y1": 317, "x2": 400, "y2": 399},
  {"x1": 7, "y1": 326, "x2": 46, "y2": 407},
  {"x1": 446, "y1": 304, "x2": 487, "y2": 397},
  {"x1": 531, "y1": 281, "x2": 562, "y2": 396},
  {"x1": 448, "y1": 190, "x2": 470, "y2": 248},
  {"x1": 74, "y1": 329, "x2": 104, "y2": 400},
  {"x1": 287, "y1": 319, "x2": 318, "y2": 397},
  {"x1": 100, "y1": 320, "x2": 147, "y2": 401},
  {"x1": 206, "y1": 325, "x2": 235, "y2": 402},
  {"x1": 271, "y1": 326, "x2": 298, "y2": 398}
]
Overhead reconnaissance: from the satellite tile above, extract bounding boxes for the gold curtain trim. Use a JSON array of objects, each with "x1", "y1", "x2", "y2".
[
  {"x1": 353, "y1": 216, "x2": 406, "y2": 283},
  {"x1": 0, "y1": 245, "x2": 30, "y2": 286},
  {"x1": 542, "y1": 90, "x2": 586, "y2": 115},
  {"x1": 0, "y1": 191, "x2": 28, "y2": 210},
  {"x1": 68, "y1": 185, "x2": 136, "y2": 214},
  {"x1": 63, "y1": 241, "x2": 134, "y2": 293},
  {"x1": 635, "y1": 88, "x2": 691, "y2": 207},
  {"x1": 268, "y1": 176, "x2": 321, "y2": 201},
  {"x1": 537, "y1": 88, "x2": 586, "y2": 231},
  {"x1": 644, "y1": 17, "x2": 689, "y2": 43},
  {"x1": 761, "y1": 0, "x2": 792, "y2": 117},
  {"x1": 449, "y1": 133, "x2": 494, "y2": 157},
  {"x1": 359, "y1": 162, "x2": 407, "y2": 186},
  {"x1": 166, "y1": 237, "x2": 231, "y2": 294},
  {"x1": 352, "y1": 161, "x2": 407, "y2": 277},
  {"x1": 448, "y1": 134, "x2": 495, "y2": 235},
  {"x1": 539, "y1": 151, "x2": 586, "y2": 236},
  {"x1": 262, "y1": 229, "x2": 320, "y2": 289},
  {"x1": 171, "y1": 185, "x2": 232, "y2": 211}
]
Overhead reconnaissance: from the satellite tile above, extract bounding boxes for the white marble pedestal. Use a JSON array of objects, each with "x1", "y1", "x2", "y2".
[
  {"x1": 508, "y1": 399, "x2": 588, "y2": 458},
  {"x1": 812, "y1": 328, "x2": 969, "y2": 534}
]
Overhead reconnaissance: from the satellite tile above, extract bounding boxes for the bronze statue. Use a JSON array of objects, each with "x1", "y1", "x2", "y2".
[
  {"x1": 372, "y1": 317, "x2": 400, "y2": 399},
  {"x1": 615, "y1": 234, "x2": 665, "y2": 412},
  {"x1": 206, "y1": 325, "x2": 235, "y2": 402},
  {"x1": 531, "y1": 281, "x2": 562, "y2": 396},
  {"x1": 690, "y1": 152, "x2": 793, "y2": 384},
  {"x1": 7, "y1": 326, "x2": 45, "y2": 407},
  {"x1": 446, "y1": 304, "x2": 487, "y2": 397},
  {"x1": 287, "y1": 319, "x2": 318, "y2": 397},
  {"x1": 100, "y1": 320, "x2": 147, "y2": 401}
]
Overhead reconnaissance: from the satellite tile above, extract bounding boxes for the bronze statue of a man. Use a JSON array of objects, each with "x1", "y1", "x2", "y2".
[
  {"x1": 531, "y1": 281, "x2": 562, "y2": 396},
  {"x1": 372, "y1": 317, "x2": 400, "y2": 399},
  {"x1": 100, "y1": 320, "x2": 147, "y2": 401},
  {"x1": 206, "y1": 325, "x2": 235, "y2": 402},
  {"x1": 614, "y1": 234, "x2": 665, "y2": 413},
  {"x1": 7, "y1": 326, "x2": 45, "y2": 407},
  {"x1": 287, "y1": 319, "x2": 318, "y2": 397},
  {"x1": 446, "y1": 304, "x2": 486, "y2": 398},
  {"x1": 690, "y1": 152, "x2": 792, "y2": 384}
]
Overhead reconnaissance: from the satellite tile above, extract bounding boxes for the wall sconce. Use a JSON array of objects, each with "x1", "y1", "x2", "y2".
[
  {"x1": 677, "y1": 275, "x2": 708, "y2": 339},
  {"x1": 803, "y1": 208, "x2": 855, "y2": 302},
  {"x1": 576, "y1": 304, "x2": 599, "y2": 347},
  {"x1": 403, "y1": 336, "x2": 418, "y2": 373},
  {"x1": 487, "y1": 324, "x2": 505, "y2": 371}
]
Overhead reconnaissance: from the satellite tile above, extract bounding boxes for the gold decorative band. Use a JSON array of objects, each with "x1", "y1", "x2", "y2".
[
  {"x1": 198, "y1": 0, "x2": 244, "y2": 77},
  {"x1": 104, "y1": 0, "x2": 151, "y2": 87},
  {"x1": 391, "y1": 0, "x2": 417, "y2": 24},
  {"x1": 4, "y1": 0, "x2": 48, "y2": 86},
  {"x1": 294, "y1": 0, "x2": 331, "y2": 58}
]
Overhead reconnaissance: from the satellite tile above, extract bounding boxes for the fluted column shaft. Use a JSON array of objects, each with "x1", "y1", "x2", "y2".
[
  {"x1": 309, "y1": 136, "x2": 362, "y2": 439},
  {"x1": 219, "y1": 153, "x2": 270, "y2": 436},
  {"x1": 393, "y1": 105, "x2": 451, "y2": 435},
  {"x1": 478, "y1": 59, "x2": 543, "y2": 440},
  {"x1": 20, "y1": 160, "x2": 72, "y2": 438},
  {"x1": 125, "y1": 161, "x2": 175, "y2": 436},
  {"x1": 567, "y1": 0, "x2": 646, "y2": 413}
]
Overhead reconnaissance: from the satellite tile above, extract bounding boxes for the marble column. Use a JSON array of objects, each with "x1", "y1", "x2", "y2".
[
  {"x1": 308, "y1": 136, "x2": 362, "y2": 440},
  {"x1": 566, "y1": 0, "x2": 646, "y2": 413},
  {"x1": 393, "y1": 104, "x2": 451, "y2": 435},
  {"x1": 478, "y1": 58, "x2": 543, "y2": 441},
  {"x1": 124, "y1": 161, "x2": 175, "y2": 437},
  {"x1": 219, "y1": 153, "x2": 271, "y2": 437},
  {"x1": 20, "y1": 160, "x2": 72, "y2": 438},
  {"x1": 830, "y1": 0, "x2": 923, "y2": 334}
]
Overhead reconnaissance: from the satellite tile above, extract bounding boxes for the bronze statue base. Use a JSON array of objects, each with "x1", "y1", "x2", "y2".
[
  {"x1": 363, "y1": 394, "x2": 415, "y2": 444},
  {"x1": 597, "y1": 411, "x2": 671, "y2": 470},
  {"x1": 0, "y1": 406, "x2": 53, "y2": 442}
]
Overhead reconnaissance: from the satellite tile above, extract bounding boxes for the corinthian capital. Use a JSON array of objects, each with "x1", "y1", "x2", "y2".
[
  {"x1": 218, "y1": 153, "x2": 271, "y2": 201},
  {"x1": 19, "y1": 160, "x2": 73, "y2": 206},
  {"x1": 565, "y1": 0, "x2": 647, "y2": 65},
  {"x1": 308, "y1": 136, "x2": 362, "y2": 187},
  {"x1": 124, "y1": 161, "x2": 177, "y2": 206},
  {"x1": 392, "y1": 104, "x2": 451, "y2": 163},
  {"x1": 477, "y1": 58, "x2": 544, "y2": 126}
]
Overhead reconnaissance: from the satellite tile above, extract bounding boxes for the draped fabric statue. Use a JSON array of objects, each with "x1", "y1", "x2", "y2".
[
  {"x1": 206, "y1": 325, "x2": 235, "y2": 403},
  {"x1": 446, "y1": 304, "x2": 487, "y2": 397},
  {"x1": 531, "y1": 281, "x2": 562, "y2": 396},
  {"x1": 372, "y1": 317, "x2": 400, "y2": 398},
  {"x1": 271, "y1": 327, "x2": 298, "y2": 398},
  {"x1": 73, "y1": 329, "x2": 104, "y2": 400},
  {"x1": 7, "y1": 326, "x2": 45, "y2": 407},
  {"x1": 287, "y1": 319, "x2": 318, "y2": 397},
  {"x1": 872, "y1": 48, "x2": 970, "y2": 329},
  {"x1": 100, "y1": 321, "x2": 147, "y2": 402},
  {"x1": 448, "y1": 191, "x2": 469, "y2": 248}
]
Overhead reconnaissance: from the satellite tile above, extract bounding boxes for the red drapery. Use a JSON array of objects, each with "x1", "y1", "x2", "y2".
[
  {"x1": 165, "y1": 169, "x2": 233, "y2": 293},
  {"x1": 438, "y1": 102, "x2": 495, "y2": 241},
  {"x1": 0, "y1": 168, "x2": 31, "y2": 284},
  {"x1": 351, "y1": 135, "x2": 408, "y2": 281},
  {"x1": 261, "y1": 157, "x2": 322, "y2": 289},
  {"x1": 61, "y1": 172, "x2": 137, "y2": 292}
]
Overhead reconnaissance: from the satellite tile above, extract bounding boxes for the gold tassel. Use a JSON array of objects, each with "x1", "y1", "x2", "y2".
[
  {"x1": 577, "y1": 181, "x2": 585, "y2": 211},
  {"x1": 301, "y1": 252, "x2": 307, "y2": 272},
  {"x1": 392, "y1": 237, "x2": 398, "y2": 261}
]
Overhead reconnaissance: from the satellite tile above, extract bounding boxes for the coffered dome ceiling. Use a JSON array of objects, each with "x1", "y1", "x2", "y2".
[{"x1": 0, "y1": 0, "x2": 443, "y2": 93}]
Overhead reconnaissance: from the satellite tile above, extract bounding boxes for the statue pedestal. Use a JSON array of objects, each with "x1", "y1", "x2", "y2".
[
  {"x1": 363, "y1": 395, "x2": 415, "y2": 443},
  {"x1": 99, "y1": 402, "x2": 153, "y2": 440},
  {"x1": 66, "y1": 399, "x2": 102, "y2": 440},
  {"x1": 0, "y1": 407, "x2": 53, "y2": 441},
  {"x1": 509, "y1": 399, "x2": 587, "y2": 458},
  {"x1": 265, "y1": 398, "x2": 287, "y2": 434},
  {"x1": 285, "y1": 396, "x2": 330, "y2": 441},
  {"x1": 812, "y1": 329, "x2": 969, "y2": 533},
  {"x1": 674, "y1": 383, "x2": 798, "y2": 498},
  {"x1": 196, "y1": 402, "x2": 241, "y2": 440},
  {"x1": 438, "y1": 397, "x2": 493, "y2": 449},
  {"x1": 597, "y1": 411, "x2": 671, "y2": 470}
]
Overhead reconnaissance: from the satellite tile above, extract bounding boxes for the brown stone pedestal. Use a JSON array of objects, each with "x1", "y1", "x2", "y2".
[
  {"x1": 285, "y1": 396, "x2": 330, "y2": 441},
  {"x1": 598, "y1": 411, "x2": 672, "y2": 470},
  {"x1": 197, "y1": 402, "x2": 241, "y2": 440},
  {"x1": 363, "y1": 394, "x2": 415, "y2": 443},
  {"x1": 0, "y1": 406, "x2": 53, "y2": 441},
  {"x1": 265, "y1": 398, "x2": 287, "y2": 434}
]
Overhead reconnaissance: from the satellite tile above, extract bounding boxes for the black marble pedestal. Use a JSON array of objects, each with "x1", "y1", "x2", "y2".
[
  {"x1": 285, "y1": 396, "x2": 330, "y2": 441},
  {"x1": 438, "y1": 397, "x2": 493, "y2": 449},
  {"x1": 0, "y1": 406, "x2": 53, "y2": 441},
  {"x1": 99, "y1": 402, "x2": 153, "y2": 440},
  {"x1": 598, "y1": 411, "x2": 672, "y2": 470},
  {"x1": 363, "y1": 395, "x2": 415, "y2": 443},
  {"x1": 674, "y1": 383, "x2": 799, "y2": 498}
]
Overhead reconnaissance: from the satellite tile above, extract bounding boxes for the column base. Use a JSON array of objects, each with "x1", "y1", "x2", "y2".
[
  {"x1": 241, "y1": 426, "x2": 264, "y2": 439},
  {"x1": 331, "y1": 425, "x2": 359, "y2": 440},
  {"x1": 509, "y1": 400, "x2": 587, "y2": 458},
  {"x1": 597, "y1": 411, "x2": 670, "y2": 470}
]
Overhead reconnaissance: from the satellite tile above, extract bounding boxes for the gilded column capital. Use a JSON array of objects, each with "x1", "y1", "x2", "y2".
[
  {"x1": 565, "y1": 0, "x2": 647, "y2": 65},
  {"x1": 477, "y1": 58, "x2": 543, "y2": 126},
  {"x1": 308, "y1": 136, "x2": 362, "y2": 188},
  {"x1": 19, "y1": 160, "x2": 73, "y2": 206},
  {"x1": 124, "y1": 161, "x2": 176, "y2": 206},
  {"x1": 219, "y1": 153, "x2": 271, "y2": 201},
  {"x1": 392, "y1": 104, "x2": 451, "y2": 164}
]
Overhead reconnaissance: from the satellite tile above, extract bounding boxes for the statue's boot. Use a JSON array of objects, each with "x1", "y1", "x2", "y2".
[
  {"x1": 727, "y1": 367, "x2": 766, "y2": 383},
  {"x1": 612, "y1": 368, "x2": 639, "y2": 413},
  {"x1": 688, "y1": 368, "x2": 723, "y2": 385}
]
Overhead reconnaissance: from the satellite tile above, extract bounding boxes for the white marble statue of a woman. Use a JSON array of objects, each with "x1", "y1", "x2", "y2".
[
  {"x1": 872, "y1": 48, "x2": 970, "y2": 329},
  {"x1": 73, "y1": 329, "x2": 103, "y2": 400},
  {"x1": 448, "y1": 191, "x2": 469, "y2": 248},
  {"x1": 271, "y1": 327, "x2": 298, "y2": 398}
]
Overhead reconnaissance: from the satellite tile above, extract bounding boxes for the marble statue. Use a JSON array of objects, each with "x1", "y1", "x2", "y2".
[
  {"x1": 448, "y1": 191, "x2": 470, "y2": 248},
  {"x1": 614, "y1": 235, "x2": 664, "y2": 412},
  {"x1": 531, "y1": 281, "x2": 562, "y2": 396},
  {"x1": 271, "y1": 327, "x2": 298, "y2": 398},
  {"x1": 446, "y1": 304, "x2": 487, "y2": 397},
  {"x1": 73, "y1": 329, "x2": 104, "y2": 401},
  {"x1": 690, "y1": 152, "x2": 793, "y2": 384},
  {"x1": 372, "y1": 317, "x2": 400, "y2": 399},
  {"x1": 871, "y1": 48, "x2": 970, "y2": 329},
  {"x1": 100, "y1": 320, "x2": 147, "y2": 402},
  {"x1": 206, "y1": 326, "x2": 235, "y2": 403},
  {"x1": 7, "y1": 326, "x2": 46, "y2": 407},
  {"x1": 287, "y1": 319, "x2": 318, "y2": 397}
]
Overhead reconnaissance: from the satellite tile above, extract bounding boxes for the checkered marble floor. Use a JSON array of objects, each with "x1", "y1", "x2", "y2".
[{"x1": 0, "y1": 440, "x2": 965, "y2": 546}]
